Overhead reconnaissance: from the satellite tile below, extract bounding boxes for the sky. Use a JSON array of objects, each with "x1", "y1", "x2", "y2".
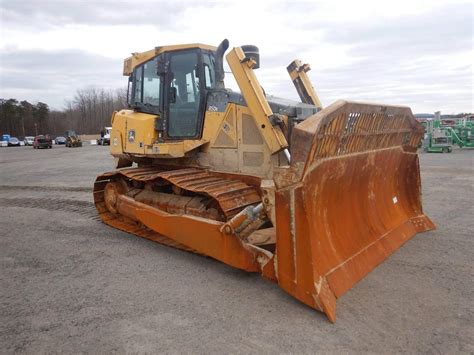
[{"x1": 0, "y1": 0, "x2": 472, "y2": 114}]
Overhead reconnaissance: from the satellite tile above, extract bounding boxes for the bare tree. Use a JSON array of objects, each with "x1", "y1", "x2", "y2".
[{"x1": 1, "y1": 87, "x2": 128, "y2": 137}]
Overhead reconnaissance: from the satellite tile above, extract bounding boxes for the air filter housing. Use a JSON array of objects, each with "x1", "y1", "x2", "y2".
[{"x1": 241, "y1": 45, "x2": 260, "y2": 69}]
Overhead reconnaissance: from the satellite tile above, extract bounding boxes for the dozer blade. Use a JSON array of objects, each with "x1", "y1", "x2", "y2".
[{"x1": 272, "y1": 100, "x2": 435, "y2": 322}]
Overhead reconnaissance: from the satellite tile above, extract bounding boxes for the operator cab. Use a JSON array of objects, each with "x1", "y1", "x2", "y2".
[
  {"x1": 124, "y1": 40, "x2": 316, "y2": 149},
  {"x1": 127, "y1": 45, "x2": 217, "y2": 141}
]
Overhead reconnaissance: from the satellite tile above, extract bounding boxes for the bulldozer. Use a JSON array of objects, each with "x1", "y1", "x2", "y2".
[
  {"x1": 93, "y1": 39, "x2": 435, "y2": 322},
  {"x1": 65, "y1": 129, "x2": 83, "y2": 147}
]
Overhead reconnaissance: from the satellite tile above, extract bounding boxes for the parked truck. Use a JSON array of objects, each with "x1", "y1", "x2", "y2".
[{"x1": 98, "y1": 127, "x2": 112, "y2": 146}]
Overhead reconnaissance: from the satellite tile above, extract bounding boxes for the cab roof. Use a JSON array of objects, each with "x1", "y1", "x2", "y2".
[{"x1": 123, "y1": 43, "x2": 216, "y2": 76}]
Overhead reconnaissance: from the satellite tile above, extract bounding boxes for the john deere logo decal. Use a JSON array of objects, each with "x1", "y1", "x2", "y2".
[{"x1": 128, "y1": 130, "x2": 135, "y2": 143}]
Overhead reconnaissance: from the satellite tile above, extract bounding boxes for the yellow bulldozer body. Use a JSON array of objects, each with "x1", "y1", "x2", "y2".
[
  {"x1": 94, "y1": 40, "x2": 435, "y2": 322},
  {"x1": 109, "y1": 102, "x2": 284, "y2": 177}
]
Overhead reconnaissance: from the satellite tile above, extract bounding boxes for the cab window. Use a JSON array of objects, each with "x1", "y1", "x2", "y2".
[
  {"x1": 143, "y1": 60, "x2": 160, "y2": 105},
  {"x1": 131, "y1": 57, "x2": 161, "y2": 109},
  {"x1": 203, "y1": 53, "x2": 215, "y2": 89},
  {"x1": 167, "y1": 51, "x2": 202, "y2": 138},
  {"x1": 133, "y1": 66, "x2": 143, "y2": 104}
]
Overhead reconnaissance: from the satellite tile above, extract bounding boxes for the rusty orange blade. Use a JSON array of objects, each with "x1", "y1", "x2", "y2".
[{"x1": 273, "y1": 100, "x2": 435, "y2": 322}]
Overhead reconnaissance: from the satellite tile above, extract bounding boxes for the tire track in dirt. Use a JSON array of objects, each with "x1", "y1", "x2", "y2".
[
  {"x1": 0, "y1": 185, "x2": 91, "y2": 193},
  {"x1": 0, "y1": 197, "x2": 100, "y2": 220}
]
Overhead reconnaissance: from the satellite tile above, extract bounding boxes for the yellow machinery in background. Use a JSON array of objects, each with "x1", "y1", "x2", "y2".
[
  {"x1": 65, "y1": 129, "x2": 82, "y2": 148},
  {"x1": 94, "y1": 39, "x2": 434, "y2": 322}
]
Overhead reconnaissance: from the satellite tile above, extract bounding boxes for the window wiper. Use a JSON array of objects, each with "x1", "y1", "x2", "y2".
[{"x1": 133, "y1": 102, "x2": 159, "y2": 113}]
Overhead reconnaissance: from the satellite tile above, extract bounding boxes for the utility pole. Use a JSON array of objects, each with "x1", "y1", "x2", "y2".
[{"x1": 21, "y1": 116, "x2": 25, "y2": 138}]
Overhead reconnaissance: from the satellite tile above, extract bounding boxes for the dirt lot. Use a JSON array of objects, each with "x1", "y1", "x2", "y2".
[{"x1": 0, "y1": 144, "x2": 472, "y2": 353}]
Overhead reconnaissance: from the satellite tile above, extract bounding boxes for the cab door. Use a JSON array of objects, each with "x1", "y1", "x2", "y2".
[{"x1": 165, "y1": 50, "x2": 205, "y2": 140}]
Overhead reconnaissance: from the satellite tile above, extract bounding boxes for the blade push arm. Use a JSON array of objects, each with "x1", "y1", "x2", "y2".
[
  {"x1": 287, "y1": 59, "x2": 322, "y2": 109},
  {"x1": 226, "y1": 47, "x2": 288, "y2": 155}
]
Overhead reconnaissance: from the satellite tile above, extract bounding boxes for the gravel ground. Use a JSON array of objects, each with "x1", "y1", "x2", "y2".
[{"x1": 0, "y1": 144, "x2": 473, "y2": 353}]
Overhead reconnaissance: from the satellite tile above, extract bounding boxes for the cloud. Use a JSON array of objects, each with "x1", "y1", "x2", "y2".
[
  {"x1": 258, "y1": 2, "x2": 473, "y2": 113},
  {"x1": 0, "y1": 0, "x2": 472, "y2": 113},
  {"x1": 0, "y1": 0, "x2": 199, "y2": 30},
  {"x1": 0, "y1": 49, "x2": 126, "y2": 108},
  {"x1": 324, "y1": 3, "x2": 472, "y2": 55}
]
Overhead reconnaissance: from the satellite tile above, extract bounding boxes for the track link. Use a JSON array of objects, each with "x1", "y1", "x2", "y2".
[{"x1": 93, "y1": 166, "x2": 262, "y2": 252}]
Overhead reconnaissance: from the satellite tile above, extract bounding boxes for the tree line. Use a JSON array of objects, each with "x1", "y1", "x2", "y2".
[{"x1": 0, "y1": 87, "x2": 127, "y2": 138}]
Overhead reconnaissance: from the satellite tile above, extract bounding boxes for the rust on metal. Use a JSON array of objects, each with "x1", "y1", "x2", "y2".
[
  {"x1": 94, "y1": 100, "x2": 435, "y2": 323},
  {"x1": 93, "y1": 168, "x2": 272, "y2": 272},
  {"x1": 272, "y1": 100, "x2": 435, "y2": 322},
  {"x1": 116, "y1": 167, "x2": 261, "y2": 219}
]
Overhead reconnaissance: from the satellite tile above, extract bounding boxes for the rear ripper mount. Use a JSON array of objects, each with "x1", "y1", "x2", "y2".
[{"x1": 94, "y1": 101, "x2": 435, "y2": 322}]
